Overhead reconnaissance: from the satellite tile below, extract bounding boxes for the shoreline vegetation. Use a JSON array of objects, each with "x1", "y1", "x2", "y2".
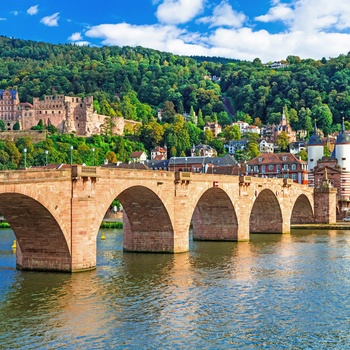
[{"x1": 0, "y1": 221, "x2": 123, "y2": 229}]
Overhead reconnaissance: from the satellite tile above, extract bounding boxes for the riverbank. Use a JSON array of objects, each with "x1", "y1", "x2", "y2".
[
  {"x1": 292, "y1": 222, "x2": 350, "y2": 230},
  {"x1": 0, "y1": 221, "x2": 123, "y2": 229}
]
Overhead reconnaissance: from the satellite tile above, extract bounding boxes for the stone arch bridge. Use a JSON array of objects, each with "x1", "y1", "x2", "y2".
[{"x1": 0, "y1": 166, "x2": 336, "y2": 272}]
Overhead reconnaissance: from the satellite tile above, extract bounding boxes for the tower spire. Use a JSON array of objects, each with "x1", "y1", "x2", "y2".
[{"x1": 342, "y1": 116, "x2": 345, "y2": 133}]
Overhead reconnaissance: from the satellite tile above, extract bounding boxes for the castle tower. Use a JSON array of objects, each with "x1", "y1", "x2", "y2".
[{"x1": 307, "y1": 120, "x2": 324, "y2": 187}]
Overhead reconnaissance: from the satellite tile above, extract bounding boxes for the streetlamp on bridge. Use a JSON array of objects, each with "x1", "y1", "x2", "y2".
[
  {"x1": 174, "y1": 157, "x2": 176, "y2": 173},
  {"x1": 185, "y1": 157, "x2": 187, "y2": 172},
  {"x1": 92, "y1": 147, "x2": 95, "y2": 166},
  {"x1": 70, "y1": 145, "x2": 73, "y2": 165},
  {"x1": 45, "y1": 150, "x2": 48, "y2": 166},
  {"x1": 23, "y1": 148, "x2": 27, "y2": 169}
]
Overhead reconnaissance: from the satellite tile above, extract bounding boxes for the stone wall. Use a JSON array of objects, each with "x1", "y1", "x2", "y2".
[{"x1": 0, "y1": 130, "x2": 46, "y2": 143}]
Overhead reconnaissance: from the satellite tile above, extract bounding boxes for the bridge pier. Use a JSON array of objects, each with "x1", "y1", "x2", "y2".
[{"x1": 314, "y1": 186, "x2": 337, "y2": 224}]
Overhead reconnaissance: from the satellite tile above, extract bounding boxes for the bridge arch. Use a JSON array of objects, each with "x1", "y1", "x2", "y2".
[
  {"x1": 0, "y1": 193, "x2": 71, "y2": 271},
  {"x1": 191, "y1": 187, "x2": 238, "y2": 241},
  {"x1": 291, "y1": 194, "x2": 314, "y2": 224},
  {"x1": 250, "y1": 189, "x2": 283, "y2": 233},
  {"x1": 114, "y1": 186, "x2": 174, "y2": 252}
]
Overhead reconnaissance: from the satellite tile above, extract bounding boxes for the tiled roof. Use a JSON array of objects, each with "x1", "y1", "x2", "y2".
[
  {"x1": 130, "y1": 151, "x2": 145, "y2": 158},
  {"x1": 248, "y1": 152, "x2": 306, "y2": 165}
]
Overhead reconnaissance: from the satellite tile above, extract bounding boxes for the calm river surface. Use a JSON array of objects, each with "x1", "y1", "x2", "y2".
[{"x1": 1, "y1": 228, "x2": 350, "y2": 349}]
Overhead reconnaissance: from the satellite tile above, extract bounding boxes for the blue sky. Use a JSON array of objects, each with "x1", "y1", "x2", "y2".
[{"x1": 1, "y1": 0, "x2": 350, "y2": 62}]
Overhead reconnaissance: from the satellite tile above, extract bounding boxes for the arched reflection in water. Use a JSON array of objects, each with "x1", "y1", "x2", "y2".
[{"x1": 2, "y1": 228, "x2": 350, "y2": 348}]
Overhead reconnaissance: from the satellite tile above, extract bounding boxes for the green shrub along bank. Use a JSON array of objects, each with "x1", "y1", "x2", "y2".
[
  {"x1": 0, "y1": 221, "x2": 123, "y2": 229},
  {"x1": 100, "y1": 221, "x2": 123, "y2": 229}
]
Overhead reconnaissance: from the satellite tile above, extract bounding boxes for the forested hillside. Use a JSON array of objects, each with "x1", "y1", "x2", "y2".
[
  {"x1": 1, "y1": 36, "x2": 350, "y2": 133},
  {"x1": 1, "y1": 36, "x2": 350, "y2": 169}
]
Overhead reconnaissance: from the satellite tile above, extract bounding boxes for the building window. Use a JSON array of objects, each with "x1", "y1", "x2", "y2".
[
  {"x1": 342, "y1": 158, "x2": 346, "y2": 161},
  {"x1": 258, "y1": 157, "x2": 263, "y2": 162},
  {"x1": 261, "y1": 165, "x2": 266, "y2": 173},
  {"x1": 283, "y1": 164, "x2": 288, "y2": 170},
  {"x1": 292, "y1": 174, "x2": 297, "y2": 180},
  {"x1": 268, "y1": 165, "x2": 274, "y2": 170},
  {"x1": 254, "y1": 165, "x2": 258, "y2": 172},
  {"x1": 291, "y1": 164, "x2": 297, "y2": 170},
  {"x1": 282, "y1": 156, "x2": 287, "y2": 161}
]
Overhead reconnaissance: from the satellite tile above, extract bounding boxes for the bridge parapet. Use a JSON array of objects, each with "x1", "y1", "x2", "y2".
[{"x1": 0, "y1": 169, "x2": 71, "y2": 183}]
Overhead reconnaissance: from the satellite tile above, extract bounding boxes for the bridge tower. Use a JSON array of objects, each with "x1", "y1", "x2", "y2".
[{"x1": 307, "y1": 120, "x2": 324, "y2": 187}]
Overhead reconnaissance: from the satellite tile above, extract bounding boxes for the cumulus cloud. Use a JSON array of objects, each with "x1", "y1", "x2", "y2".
[
  {"x1": 68, "y1": 32, "x2": 83, "y2": 41},
  {"x1": 256, "y1": 0, "x2": 350, "y2": 33},
  {"x1": 11, "y1": 11, "x2": 19, "y2": 16},
  {"x1": 291, "y1": 0, "x2": 350, "y2": 32},
  {"x1": 197, "y1": 0, "x2": 246, "y2": 28},
  {"x1": 255, "y1": 2, "x2": 293, "y2": 23},
  {"x1": 85, "y1": 23, "x2": 185, "y2": 50},
  {"x1": 40, "y1": 12, "x2": 59, "y2": 27},
  {"x1": 0, "y1": 18, "x2": 6, "y2": 21},
  {"x1": 27, "y1": 5, "x2": 39, "y2": 16},
  {"x1": 156, "y1": 0, "x2": 205, "y2": 24}
]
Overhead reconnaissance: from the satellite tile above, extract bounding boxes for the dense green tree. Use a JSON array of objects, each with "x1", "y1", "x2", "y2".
[
  {"x1": 311, "y1": 103, "x2": 333, "y2": 136},
  {"x1": 276, "y1": 131, "x2": 290, "y2": 151},
  {"x1": 223, "y1": 125, "x2": 241, "y2": 141},
  {"x1": 13, "y1": 122, "x2": 20, "y2": 130},
  {"x1": 297, "y1": 149, "x2": 308, "y2": 161}
]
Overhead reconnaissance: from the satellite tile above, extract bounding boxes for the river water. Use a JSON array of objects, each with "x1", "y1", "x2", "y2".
[{"x1": 1, "y1": 228, "x2": 350, "y2": 349}]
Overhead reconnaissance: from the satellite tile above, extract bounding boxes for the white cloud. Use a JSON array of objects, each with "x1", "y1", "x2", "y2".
[
  {"x1": 27, "y1": 5, "x2": 39, "y2": 16},
  {"x1": 256, "y1": 0, "x2": 350, "y2": 33},
  {"x1": 86, "y1": 23, "x2": 185, "y2": 50},
  {"x1": 68, "y1": 32, "x2": 83, "y2": 41},
  {"x1": 0, "y1": 18, "x2": 6, "y2": 21},
  {"x1": 255, "y1": 2, "x2": 293, "y2": 23},
  {"x1": 156, "y1": 0, "x2": 205, "y2": 24},
  {"x1": 197, "y1": 0, "x2": 246, "y2": 28},
  {"x1": 40, "y1": 12, "x2": 59, "y2": 27},
  {"x1": 291, "y1": 0, "x2": 350, "y2": 32},
  {"x1": 11, "y1": 11, "x2": 19, "y2": 16}
]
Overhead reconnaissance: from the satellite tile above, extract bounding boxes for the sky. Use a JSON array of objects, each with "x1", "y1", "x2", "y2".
[{"x1": 1, "y1": 0, "x2": 350, "y2": 62}]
